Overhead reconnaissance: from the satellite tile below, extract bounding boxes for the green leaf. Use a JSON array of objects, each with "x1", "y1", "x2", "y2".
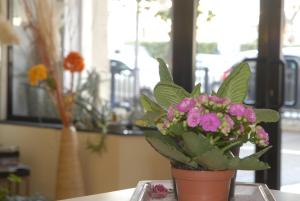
[
  {"x1": 221, "y1": 140, "x2": 243, "y2": 153},
  {"x1": 136, "y1": 111, "x2": 163, "y2": 127},
  {"x1": 140, "y1": 94, "x2": 164, "y2": 113},
  {"x1": 244, "y1": 146, "x2": 272, "y2": 159},
  {"x1": 46, "y1": 76, "x2": 57, "y2": 90},
  {"x1": 195, "y1": 149, "x2": 229, "y2": 170},
  {"x1": 254, "y1": 109, "x2": 280, "y2": 123},
  {"x1": 182, "y1": 132, "x2": 229, "y2": 170},
  {"x1": 191, "y1": 83, "x2": 201, "y2": 97},
  {"x1": 154, "y1": 82, "x2": 190, "y2": 108},
  {"x1": 157, "y1": 58, "x2": 173, "y2": 83},
  {"x1": 217, "y1": 62, "x2": 251, "y2": 103},
  {"x1": 182, "y1": 132, "x2": 213, "y2": 157},
  {"x1": 168, "y1": 123, "x2": 186, "y2": 136},
  {"x1": 228, "y1": 146, "x2": 271, "y2": 170},
  {"x1": 228, "y1": 157, "x2": 270, "y2": 170},
  {"x1": 145, "y1": 131, "x2": 198, "y2": 168}
]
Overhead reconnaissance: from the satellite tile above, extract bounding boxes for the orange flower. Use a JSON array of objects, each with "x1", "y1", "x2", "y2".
[
  {"x1": 64, "y1": 51, "x2": 85, "y2": 73},
  {"x1": 28, "y1": 64, "x2": 48, "y2": 86}
]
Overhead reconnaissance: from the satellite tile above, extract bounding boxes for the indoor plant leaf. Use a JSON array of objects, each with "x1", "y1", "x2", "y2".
[
  {"x1": 254, "y1": 109, "x2": 280, "y2": 123},
  {"x1": 228, "y1": 157, "x2": 270, "y2": 170},
  {"x1": 244, "y1": 146, "x2": 272, "y2": 159},
  {"x1": 191, "y1": 83, "x2": 201, "y2": 97},
  {"x1": 182, "y1": 132, "x2": 229, "y2": 170},
  {"x1": 168, "y1": 123, "x2": 186, "y2": 136},
  {"x1": 154, "y1": 82, "x2": 190, "y2": 108},
  {"x1": 140, "y1": 94, "x2": 164, "y2": 113},
  {"x1": 135, "y1": 111, "x2": 164, "y2": 127},
  {"x1": 157, "y1": 58, "x2": 173, "y2": 83},
  {"x1": 217, "y1": 62, "x2": 251, "y2": 103},
  {"x1": 194, "y1": 149, "x2": 229, "y2": 170},
  {"x1": 182, "y1": 132, "x2": 213, "y2": 157},
  {"x1": 145, "y1": 131, "x2": 198, "y2": 168},
  {"x1": 228, "y1": 146, "x2": 271, "y2": 170}
]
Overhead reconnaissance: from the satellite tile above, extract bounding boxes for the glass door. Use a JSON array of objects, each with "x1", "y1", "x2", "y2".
[
  {"x1": 280, "y1": 0, "x2": 300, "y2": 194},
  {"x1": 195, "y1": 1, "x2": 300, "y2": 192},
  {"x1": 195, "y1": 0, "x2": 260, "y2": 183}
]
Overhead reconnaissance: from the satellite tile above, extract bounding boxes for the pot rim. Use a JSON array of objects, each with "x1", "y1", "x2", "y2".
[{"x1": 172, "y1": 167, "x2": 235, "y2": 181}]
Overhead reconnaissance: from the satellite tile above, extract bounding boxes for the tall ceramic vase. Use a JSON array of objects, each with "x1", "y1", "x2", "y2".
[
  {"x1": 172, "y1": 167, "x2": 234, "y2": 201},
  {"x1": 56, "y1": 126, "x2": 85, "y2": 200}
]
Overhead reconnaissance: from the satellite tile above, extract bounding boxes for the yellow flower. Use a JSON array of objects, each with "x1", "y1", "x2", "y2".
[{"x1": 28, "y1": 64, "x2": 48, "y2": 86}]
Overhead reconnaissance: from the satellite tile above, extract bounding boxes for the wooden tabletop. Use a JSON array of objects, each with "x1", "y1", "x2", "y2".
[{"x1": 60, "y1": 188, "x2": 300, "y2": 201}]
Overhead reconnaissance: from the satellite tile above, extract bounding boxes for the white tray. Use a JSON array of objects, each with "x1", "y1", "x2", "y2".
[{"x1": 130, "y1": 180, "x2": 276, "y2": 201}]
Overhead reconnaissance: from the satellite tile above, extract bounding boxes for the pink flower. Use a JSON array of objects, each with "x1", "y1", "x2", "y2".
[
  {"x1": 152, "y1": 184, "x2": 168, "y2": 193},
  {"x1": 224, "y1": 115, "x2": 234, "y2": 128},
  {"x1": 221, "y1": 114, "x2": 234, "y2": 135},
  {"x1": 209, "y1": 96, "x2": 226, "y2": 104},
  {"x1": 187, "y1": 108, "x2": 202, "y2": 127},
  {"x1": 256, "y1": 126, "x2": 269, "y2": 146},
  {"x1": 167, "y1": 106, "x2": 175, "y2": 121},
  {"x1": 150, "y1": 184, "x2": 168, "y2": 199},
  {"x1": 228, "y1": 103, "x2": 245, "y2": 117},
  {"x1": 199, "y1": 113, "x2": 221, "y2": 132},
  {"x1": 222, "y1": 97, "x2": 231, "y2": 105},
  {"x1": 239, "y1": 125, "x2": 245, "y2": 133},
  {"x1": 244, "y1": 107, "x2": 256, "y2": 123},
  {"x1": 197, "y1": 94, "x2": 208, "y2": 103},
  {"x1": 163, "y1": 120, "x2": 170, "y2": 129},
  {"x1": 176, "y1": 98, "x2": 196, "y2": 113},
  {"x1": 221, "y1": 115, "x2": 234, "y2": 134}
]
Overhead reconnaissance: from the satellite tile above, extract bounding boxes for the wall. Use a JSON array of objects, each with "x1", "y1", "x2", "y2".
[{"x1": 0, "y1": 124, "x2": 171, "y2": 200}]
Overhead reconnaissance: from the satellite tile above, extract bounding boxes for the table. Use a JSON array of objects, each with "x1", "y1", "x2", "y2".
[
  {"x1": 60, "y1": 189, "x2": 134, "y2": 201},
  {"x1": 61, "y1": 188, "x2": 300, "y2": 201}
]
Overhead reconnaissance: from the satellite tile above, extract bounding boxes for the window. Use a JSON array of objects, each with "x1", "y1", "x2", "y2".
[
  {"x1": 107, "y1": 0, "x2": 172, "y2": 125},
  {"x1": 195, "y1": 0, "x2": 260, "y2": 183},
  {"x1": 6, "y1": 0, "x2": 172, "y2": 127},
  {"x1": 7, "y1": 0, "x2": 59, "y2": 121},
  {"x1": 7, "y1": 0, "x2": 83, "y2": 122}
]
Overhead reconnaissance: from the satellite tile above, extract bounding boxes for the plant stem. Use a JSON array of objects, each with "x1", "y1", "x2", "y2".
[
  {"x1": 221, "y1": 140, "x2": 242, "y2": 153},
  {"x1": 71, "y1": 72, "x2": 74, "y2": 93},
  {"x1": 211, "y1": 136, "x2": 221, "y2": 144}
]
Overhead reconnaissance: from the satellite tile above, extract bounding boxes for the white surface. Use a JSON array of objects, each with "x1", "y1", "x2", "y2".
[
  {"x1": 60, "y1": 188, "x2": 134, "y2": 201},
  {"x1": 60, "y1": 182, "x2": 300, "y2": 201}
]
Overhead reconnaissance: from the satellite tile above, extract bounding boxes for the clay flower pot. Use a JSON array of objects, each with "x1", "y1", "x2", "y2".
[{"x1": 172, "y1": 167, "x2": 234, "y2": 201}]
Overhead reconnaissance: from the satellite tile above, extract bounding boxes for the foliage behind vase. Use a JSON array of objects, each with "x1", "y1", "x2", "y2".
[
  {"x1": 74, "y1": 69, "x2": 111, "y2": 153},
  {"x1": 137, "y1": 58, "x2": 280, "y2": 171}
]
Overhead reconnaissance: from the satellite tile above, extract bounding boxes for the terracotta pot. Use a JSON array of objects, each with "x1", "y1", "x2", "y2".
[
  {"x1": 56, "y1": 126, "x2": 85, "y2": 200},
  {"x1": 172, "y1": 167, "x2": 234, "y2": 201}
]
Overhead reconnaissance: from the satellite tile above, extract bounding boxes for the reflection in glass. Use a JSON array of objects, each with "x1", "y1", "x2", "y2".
[
  {"x1": 108, "y1": 0, "x2": 172, "y2": 124},
  {"x1": 195, "y1": 0, "x2": 260, "y2": 183},
  {"x1": 280, "y1": 0, "x2": 300, "y2": 194},
  {"x1": 9, "y1": 0, "x2": 58, "y2": 118}
]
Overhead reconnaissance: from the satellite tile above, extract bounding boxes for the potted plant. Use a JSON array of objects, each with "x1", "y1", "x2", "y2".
[{"x1": 137, "y1": 59, "x2": 279, "y2": 201}]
